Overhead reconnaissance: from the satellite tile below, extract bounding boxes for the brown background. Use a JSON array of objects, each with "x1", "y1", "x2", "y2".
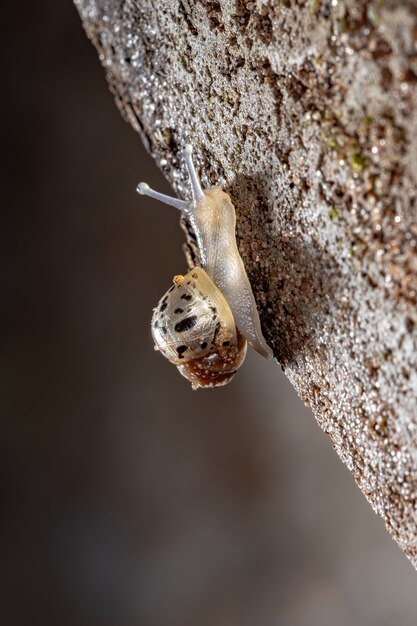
[{"x1": 2, "y1": 3, "x2": 417, "y2": 626}]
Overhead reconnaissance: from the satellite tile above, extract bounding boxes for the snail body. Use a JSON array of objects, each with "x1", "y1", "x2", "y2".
[{"x1": 137, "y1": 144, "x2": 271, "y2": 389}]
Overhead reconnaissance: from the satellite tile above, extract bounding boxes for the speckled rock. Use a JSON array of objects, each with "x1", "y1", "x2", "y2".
[{"x1": 74, "y1": 0, "x2": 417, "y2": 567}]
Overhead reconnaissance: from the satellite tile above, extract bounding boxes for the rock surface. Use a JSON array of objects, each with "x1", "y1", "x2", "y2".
[{"x1": 74, "y1": 0, "x2": 417, "y2": 567}]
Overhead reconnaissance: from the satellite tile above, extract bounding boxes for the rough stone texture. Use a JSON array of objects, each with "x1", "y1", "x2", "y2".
[{"x1": 74, "y1": 0, "x2": 417, "y2": 567}]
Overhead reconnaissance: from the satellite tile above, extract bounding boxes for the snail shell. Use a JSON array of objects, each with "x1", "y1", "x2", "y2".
[{"x1": 152, "y1": 267, "x2": 247, "y2": 389}]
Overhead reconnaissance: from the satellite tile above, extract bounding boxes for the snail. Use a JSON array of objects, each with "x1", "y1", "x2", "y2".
[{"x1": 137, "y1": 144, "x2": 272, "y2": 389}]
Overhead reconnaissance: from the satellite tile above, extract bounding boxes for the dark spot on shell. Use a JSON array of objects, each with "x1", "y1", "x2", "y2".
[
  {"x1": 210, "y1": 306, "x2": 217, "y2": 313},
  {"x1": 222, "y1": 341, "x2": 230, "y2": 347},
  {"x1": 168, "y1": 286, "x2": 175, "y2": 292},
  {"x1": 160, "y1": 302, "x2": 168, "y2": 312},
  {"x1": 181, "y1": 294, "x2": 192, "y2": 301},
  {"x1": 176, "y1": 345, "x2": 188, "y2": 358},
  {"x1": 161, "y1": 326, "x2": 167, "y2": 335},
  {"x1": 174, "y1": 308, "x2": 183, "y2": 314},
  {"x1": 174, "y1": 315, "x2": 198, "y2": 333},
  {"x1": 212, "y1": 321, "x2": 221, "y2": 344},
  {"x1": 200, "y1": 341, "x2": 208, "y2": 349}
]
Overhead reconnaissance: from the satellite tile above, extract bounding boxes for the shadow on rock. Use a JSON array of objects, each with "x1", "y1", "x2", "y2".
[{"x1": 230, "y1": 172, "x2": 347, "y2": 368}]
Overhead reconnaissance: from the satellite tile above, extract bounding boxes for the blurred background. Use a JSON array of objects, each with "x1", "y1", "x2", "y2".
[{"x1": 2, "y1": 3, "x2": 417, "y2": 626}]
